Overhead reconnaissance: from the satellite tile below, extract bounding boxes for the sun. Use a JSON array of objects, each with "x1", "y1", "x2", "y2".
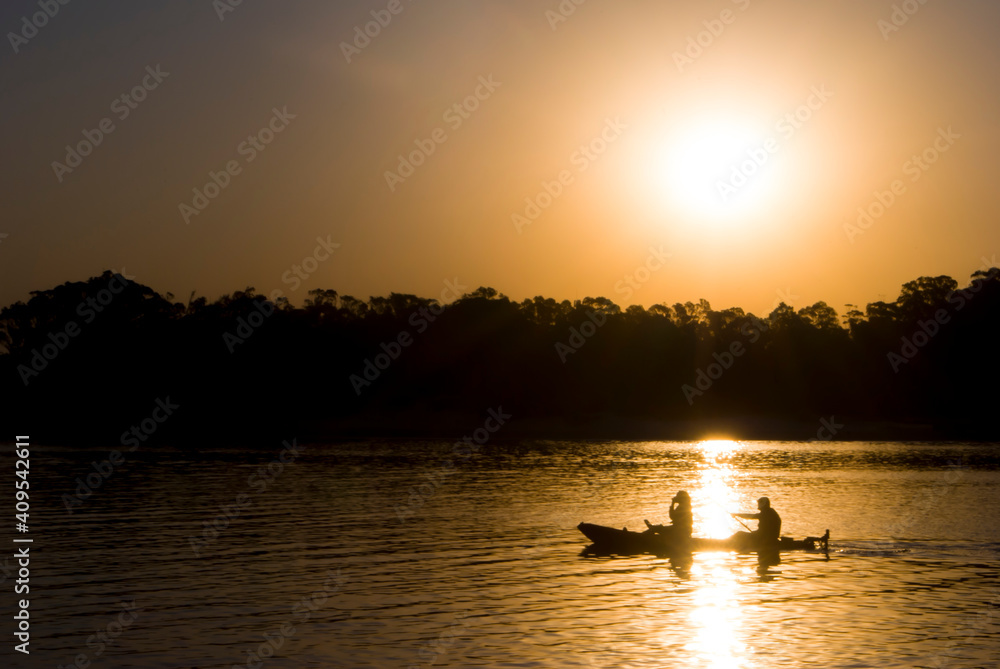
[{"x1": 647, "y1": 117, "x2": 782, "y2": 221}]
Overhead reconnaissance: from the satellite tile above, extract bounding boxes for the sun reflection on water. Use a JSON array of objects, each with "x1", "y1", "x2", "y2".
[
  {"x1": 688, "y1": 440, "x2": 748, "y2": 667},
  {"x1": 693, "y1": 439, "x2": 743, "y2": 540},
  {"x1": 687, "y1": 554, "x2": 747, "y2": 668}
]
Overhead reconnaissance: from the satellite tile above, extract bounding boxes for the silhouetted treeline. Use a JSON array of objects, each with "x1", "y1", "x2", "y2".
[{"x1": 2, "y1": 269, "x2": 999, "y2": 445}]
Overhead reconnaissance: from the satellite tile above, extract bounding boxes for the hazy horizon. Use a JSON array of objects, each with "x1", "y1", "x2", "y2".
[{"x1": 3, "y1": 259, "x2": 997, "y2": 316}]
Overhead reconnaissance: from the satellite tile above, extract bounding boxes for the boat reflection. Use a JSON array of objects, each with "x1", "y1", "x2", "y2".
[
  {"x1": 667, "y1": 551, "x2": 693, "y2": 579},
  {"x1": 756, "y1": 550, "x2": 781, "y2": 581}
]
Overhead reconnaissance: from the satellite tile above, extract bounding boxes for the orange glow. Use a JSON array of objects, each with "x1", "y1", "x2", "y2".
[
  {"x1": 2, "y1": 2, "x2": 998, "y2": 315},
  {"x1": 687, "y1": 553, "x2": 746, "y2": 667},
  {"x1": 694, "y1": 440, "x2": 744, "y2": 539}
]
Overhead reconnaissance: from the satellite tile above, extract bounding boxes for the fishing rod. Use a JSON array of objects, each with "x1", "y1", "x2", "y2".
[
  {"x1": 707, "y1": 496, "x2": 753, "y2": 532},
  {"x1": 730, "y1": 513, "x2": 754, "y2": 533}
]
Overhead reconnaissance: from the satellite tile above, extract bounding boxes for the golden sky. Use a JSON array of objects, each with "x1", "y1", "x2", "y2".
[{"x1": 2, "y1": 0, "x2": 998, "y2": 315}]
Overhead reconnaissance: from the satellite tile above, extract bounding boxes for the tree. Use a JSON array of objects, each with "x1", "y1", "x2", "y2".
[{"x1": 798, "y1": 302, "x2": 840, "y2": 330}]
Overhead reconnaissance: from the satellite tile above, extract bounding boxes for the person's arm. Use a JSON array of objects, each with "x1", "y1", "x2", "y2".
[{"x1": 734, "y1": 512, "x2": 760, "y2": 519}]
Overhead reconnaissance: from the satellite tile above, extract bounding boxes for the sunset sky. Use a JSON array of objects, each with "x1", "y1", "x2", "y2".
[{"x1": 2, "y1": 0, "x2": 999, "y2": 315}]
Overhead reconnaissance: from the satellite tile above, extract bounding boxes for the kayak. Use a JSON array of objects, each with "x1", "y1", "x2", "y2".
[{"x1": 577, "y1": 522, "x2": 829, "y2": 555}]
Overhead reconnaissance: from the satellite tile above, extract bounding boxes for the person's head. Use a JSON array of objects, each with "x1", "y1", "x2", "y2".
[
  {"x1": 757, "y1": 497, "x2": 771, "y2": 510},
  {"x1": 674, "y1": 490, "x2": 691, "y2": 505}
]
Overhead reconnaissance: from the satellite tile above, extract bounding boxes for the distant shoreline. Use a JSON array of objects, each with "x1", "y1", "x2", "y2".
[{"x1": 4, "y1": 270, "x2": 999, "y2": 448}]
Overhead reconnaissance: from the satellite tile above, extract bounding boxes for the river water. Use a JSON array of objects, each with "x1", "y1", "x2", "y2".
[{"x1": 6, "y1": 439, "x2": 1000, "y2": 668}]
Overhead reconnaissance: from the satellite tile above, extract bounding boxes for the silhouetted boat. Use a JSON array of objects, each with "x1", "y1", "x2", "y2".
[{"x1": 577, "y1": 522, "x2": 829, "y2": 555}]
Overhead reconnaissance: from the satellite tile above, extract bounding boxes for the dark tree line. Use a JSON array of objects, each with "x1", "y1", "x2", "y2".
[{"x1": 1, "y1": 268, "x2": 998, "y2": 445}]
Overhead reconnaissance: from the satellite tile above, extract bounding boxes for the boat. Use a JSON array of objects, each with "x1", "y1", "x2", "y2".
[{"x1": 577, "y1": 521, "x2": 829, "y2": 555}]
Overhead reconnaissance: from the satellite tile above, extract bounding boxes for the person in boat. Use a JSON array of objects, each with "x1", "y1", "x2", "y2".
[
  {"x1": 669, "y1": 490, "x2": 693, "y2": 538},
  {"x1": 734, "y1": 497, "x2": 781, "y2": 544},
  {"x1": 645, "y1": 490, "x2": 693, "y2": 539}
]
